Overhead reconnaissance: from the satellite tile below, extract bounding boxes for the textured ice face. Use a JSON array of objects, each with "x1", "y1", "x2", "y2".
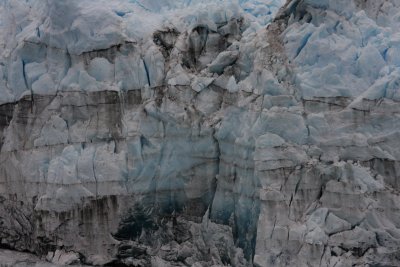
[
  {"x1": 0, "y1": 0, "x2": 285, "y2": 104},
  {"x1": 1, "y1": 0, "x2": 400, "y2": 266},
  {"x1": 129, "y1": 0, "x2": 285, "y2": 17},
  {"x1": 284, "y1": 0, "x2": 400, "y2": 100}
]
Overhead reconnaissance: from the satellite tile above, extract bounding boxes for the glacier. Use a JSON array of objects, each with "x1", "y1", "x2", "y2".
[{"x1": 1, "y1": 0, "x2": 400, "y2": 266}]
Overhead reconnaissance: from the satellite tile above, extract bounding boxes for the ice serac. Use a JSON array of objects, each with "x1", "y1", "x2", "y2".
[{"x1": 0, "y1": 0, "x2": 400, "y2": 266}]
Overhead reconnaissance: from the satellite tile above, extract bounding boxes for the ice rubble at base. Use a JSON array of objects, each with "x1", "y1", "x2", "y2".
[
  {"x1": 0, "y1": 249, "x2": 85, "y2": 267},
  {"x1": 0, "y1": 0, "x2": 400, "y2": 266}
]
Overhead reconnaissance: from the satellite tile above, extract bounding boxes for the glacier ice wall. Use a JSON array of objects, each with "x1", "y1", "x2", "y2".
[{"x1": 0, "y1": 0, "x2": 400, "y2": 266}]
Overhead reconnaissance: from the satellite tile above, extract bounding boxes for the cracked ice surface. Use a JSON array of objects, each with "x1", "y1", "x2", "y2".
[
  {"x1": 0, "y1": 0, "x2": 285, "y2": 104},
  {"x1": 1, "y1": 0, "x2": 400, "y2": 266},
  {"x1": 284, "y1": 0, "x2": 400, "y2": 100}
]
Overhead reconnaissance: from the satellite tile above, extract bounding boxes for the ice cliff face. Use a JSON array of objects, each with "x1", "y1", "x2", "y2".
[{"x1": 1, "y1": 0, "x2": 400, "y2": 266}]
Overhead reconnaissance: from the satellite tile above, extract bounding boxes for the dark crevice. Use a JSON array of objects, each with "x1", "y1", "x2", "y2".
[
  {"x1": 153, "y1": 29, "x2": 179, "y2": 58},
  {"x1": 207, "y1": 131, "x2": 220, "y2": 219},
  {"x1": 142, "y1": 59, "x2": 151, "y2": 87},
  {"x1": 81, "y1": 41, "x2": 136, "y2": 64},
  {"x1": 21, "y1": 60, "x2": 33, "y2": 113},
  {"x1": 295, "y1": 32, "x2": 312, "y2": 59}
]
